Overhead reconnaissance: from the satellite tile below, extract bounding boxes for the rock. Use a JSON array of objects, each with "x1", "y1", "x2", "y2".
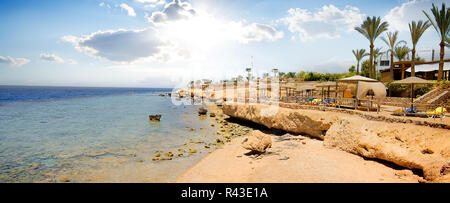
[
  {"x1": 155, "y1": 153, "x2": 161, "y2": 157},
  {"x1": 198, "y1": 107, "x2": 208, "y2": 115},
  {"x1": 279, "y1": 156, "x2": 290, "y2": 161},
  {"x1": 210, "y1": 113, "x2": 216, "y2": 117},
  {"x1": 189, "y1": 149, "x2": 197, "y2": 154},
  {"x1": 241, "y1": 130, "x2": 272, "y2": 154},
  {"x1": 158, "y1": 94, "x2": 165, "y2": 97},
  {"x1": 223, "y1": 104, "x2": 334, "y2": 140},
  {"x1": 324, "y1": 116, "x2": 450, "y2": 181},
  {"x1": 149, "y1": 114, "x2": 162, "y2": 122}
]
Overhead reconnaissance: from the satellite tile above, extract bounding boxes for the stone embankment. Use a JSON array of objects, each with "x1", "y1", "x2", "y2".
[{"x1": 223, "y1": 103, "x2": 450, "y2": 182}]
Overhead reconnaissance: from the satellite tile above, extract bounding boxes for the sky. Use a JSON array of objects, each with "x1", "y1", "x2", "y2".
[{"x1": 0, "y1": 0, "x2": 449, "y2": 88}]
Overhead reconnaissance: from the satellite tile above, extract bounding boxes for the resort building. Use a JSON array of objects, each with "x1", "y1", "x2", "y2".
[{"x1": 378, "y1": 51, "x2": 450, "y2": 82}]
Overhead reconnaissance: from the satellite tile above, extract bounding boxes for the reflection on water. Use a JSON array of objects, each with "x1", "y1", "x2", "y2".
[{"x1": 0, "y1": 92, "x2": 219, "y2": 182}]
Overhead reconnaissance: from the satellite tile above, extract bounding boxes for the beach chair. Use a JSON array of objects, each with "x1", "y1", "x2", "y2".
[{"x1": 426, "y1": 107, "x2": 447, "y2": 119}]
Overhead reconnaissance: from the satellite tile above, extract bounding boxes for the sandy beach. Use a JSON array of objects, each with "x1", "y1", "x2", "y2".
[{"x1": 177, "y1": 132, "x2": 423, "y2": 183}]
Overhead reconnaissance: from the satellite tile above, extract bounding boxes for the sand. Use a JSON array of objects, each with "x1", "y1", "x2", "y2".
[{"x1": 176, "y1": 134, "x2": 422, "y2": 183}]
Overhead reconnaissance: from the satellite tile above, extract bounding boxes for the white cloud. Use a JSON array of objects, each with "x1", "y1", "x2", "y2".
[
  {"x1": 281, "y1": 5, "x2": 365, "y2": 42},
  {"x1": 0, "y1": 56, "x2": 30, "y2": 67},
  {"x1": 39, "y1": 53, "x2": 78, "y2": 65},
  {"x1": 146, "y1": 0, "x2": 196, "y2": 24},
  {"x1": 384, "y1": 0, "x2": 446, "y2": 32},
  {"x1": 240, "y1": 23, "x2": 284, "y2": 43},
  {"x1": 62, "y1": 28, "x2": 170, "y2": 63},
  {"x1": 40, "y1": 53, "x2": 65, "y2": 63},
  {"x1": 120, "y1": 3, "x2": 136, "y2": 17},
  {"x1": 146, "y1": 0, "x2": 283, "y2": 45},
  {"x1": 64, "y1": 0, "x2": 283, "y2": 65}
]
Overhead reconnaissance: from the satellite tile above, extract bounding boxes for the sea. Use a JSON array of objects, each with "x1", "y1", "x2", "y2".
[{"x1": 0, "y1": 86, "x2": 219, "y2": 182}]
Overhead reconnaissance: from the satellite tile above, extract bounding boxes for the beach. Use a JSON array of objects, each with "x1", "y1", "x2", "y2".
[
  {"x1": 177, "y1": 134, "x2": 421, "y2": 183},
  {"x1": 173, "y1": 90, "x2": 450, "y2": 183}
]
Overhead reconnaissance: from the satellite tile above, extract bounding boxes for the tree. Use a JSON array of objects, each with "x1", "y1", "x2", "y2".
[
  {"x1": 423, "y1": 3, "x2": 450, "y2": 81},
  {"x1": 394, "y1": 46, "x2": 411, "y2": 61},
  {"x1": 360, "y1": 60, "x2": 371, "y2": 78},
  {"x1": 245, "y1": 68, "x2": 252, "y2": 81},
  {"x1": 382, "y1": 31, "x2": 406, "y2": 80},
  {"x1": 286, "y1": 72, "x2": 296, "y2": 78},
  {"x1": 352, "y1": 49, "x2": 369, "y2": 75},
  {"x1": 355, "y1": 16, "x2": 389, "y2": 79},
  {"x1": 349, "y1": 65, "x2": 356, "y2": 73},
  {"x1": 409, "y1": 20, "x2": 431, "y2": 77},
  {"x1": 394, "y1": 46, "x2": 411, "y2": 79},
  {"x1": 373, "y1": 48, "x2": 384, "y2": 77},
  {"x1": 296, "y1": 71, "x2": 306, "y2": 81}
]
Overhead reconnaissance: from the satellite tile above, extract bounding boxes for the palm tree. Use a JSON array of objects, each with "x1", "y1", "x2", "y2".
[
  {"x1": 409, "y1": 20, "x2": 431, "y2": 77},
  {"x1": 373, "y1": 48, "x2": 385, "y2": 78},
  {"x1": 352, "y1": 49, "x2": 369, "y2": 75},
  {"x1": 246, "y1": 68, "x2": 252, "y2": 81},
  {"x1": 423, "y1": 3, "x2": 450, "y2": 81},
  {"x1": 394, "y1": 46, "x2": 411, "y2": 79},
  {"x1": 382, "y1": 31, "x2": 406, "y2": 80},
  {"x1": 355, "y1": 16, "x2": 389, "y2": 79},
  {"x1": 445, "y1": 34, "x2": 450, "y2": 48}
]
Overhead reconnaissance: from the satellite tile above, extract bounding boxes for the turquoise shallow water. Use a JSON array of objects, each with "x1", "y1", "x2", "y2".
[{"x1": 0, "y1": 87, "x2": 219, "y2": 182}]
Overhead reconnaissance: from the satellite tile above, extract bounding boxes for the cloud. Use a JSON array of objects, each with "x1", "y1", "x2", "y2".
[
  {"x1": 240, "y1": 23, "x2": 284, "y2": 43},
  {"x1": 40, "y1": 53, "x2": 65, "y2": 63},
  {"x1": 39, "y1": 53, "x2": 78, "y2": 65},
  {"x1": 63, "y1": 28, "x2": 169, "y2": 63},
  {"x1": 120, "y1": 3, "x2": 136, "y2": 17},
  {"x1": 146, "y1": 0, "x2": 196, "y2": 24},
  {"x1": 146, "y1": 0, "x2": 283, "y2": 44},
  {"x1": 0, "y1": 56, "x2": 30, "y2": 67},
  {"x1": 384, "y1": 0, "x2": 446, "y2": 32},
  {"x1": 99, "y1": 2, "x2": 111, "y2": 9},
  {"x1": 281, "y1": 5, "x2": 365, "y2": 42}
]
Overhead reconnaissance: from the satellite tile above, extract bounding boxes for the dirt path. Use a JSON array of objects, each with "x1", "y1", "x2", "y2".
[{"x1": 176, "y1": 134, "x2": 422, "y2": 183}]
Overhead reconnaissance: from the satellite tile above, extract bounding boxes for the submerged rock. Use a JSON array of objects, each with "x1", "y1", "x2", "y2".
[
  {"x1": 149, "y1": 114, "x2": 162, "y2": 122},
  {"x1": 198, "y1": 107, "x2": 208, "y2": 115},
  {"x1": 241, "y1": 130, "x2": 272, "y2": 154}
]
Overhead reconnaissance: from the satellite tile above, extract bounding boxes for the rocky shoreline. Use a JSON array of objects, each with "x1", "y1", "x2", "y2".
[{"x1": 220, "y1": 103, "x2": 450, "y2": 182}]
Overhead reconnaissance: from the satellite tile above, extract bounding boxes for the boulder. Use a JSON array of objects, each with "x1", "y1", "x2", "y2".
[
  {"x1": 149, "y1": 114, "x2": 162, "y2": 122},
  {"x1": 241, "y1": 130, "x2": 272, "y2": 154},
  {"x1": 223, "y1": 104, "x2": 336, "y2": 139},
  {"x1": 324, "y1": 116, "x2": 450, "y2": 181},
  {"x1": 210, "y1": 113, "x2": 216, "y2": 117},
  {"x1": 198, "y1": 106, "x2": 208, "y2": 115}
]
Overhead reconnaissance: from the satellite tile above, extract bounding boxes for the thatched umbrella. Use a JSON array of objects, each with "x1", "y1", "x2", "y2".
[{"x1": 392, "y1": 77, "x2": 434, "y2": 108}]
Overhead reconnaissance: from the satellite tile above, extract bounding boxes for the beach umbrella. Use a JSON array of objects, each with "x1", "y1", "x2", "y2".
[{"x1": 392, "y1": 77, "x2": 434, "y2": 108}]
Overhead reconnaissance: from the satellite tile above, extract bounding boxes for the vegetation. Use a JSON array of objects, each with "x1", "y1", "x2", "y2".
[
  {"x1": 423, "y1": 3, "x2": 450, "y2": 81},
  {"x1": 409, "y1": 20, "x2": 431, "y2": 76},
  {"x1": 355, "y1": 16, "x2": 389, "y2": 79},
  {"x1": 372, "y1": 47, "x2": 384, "y2": 75},
  {"x1": 382, "y1": 31, "x2": 406, "y2": 80},
  {"x1": 352, "y1": 49, "x2": 368, "y2": 75},
  {"x1": 385, "y1": 81, "x2": 433, "y2": 98},
  {"x1": 394, "y1": 46, "x2": 411, "y2": 61}
]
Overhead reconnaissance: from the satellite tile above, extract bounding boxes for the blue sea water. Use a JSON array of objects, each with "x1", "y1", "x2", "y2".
[{"x1": 0, "y1": 86, "x2": 219, "y2": 182}]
